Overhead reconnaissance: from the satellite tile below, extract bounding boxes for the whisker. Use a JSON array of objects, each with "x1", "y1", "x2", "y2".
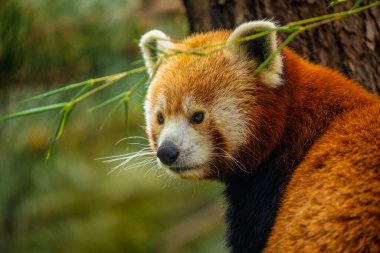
[
  {"x1": 157, "y1": 171, "x2": 170, "y2": 178},
  {"x1": 106, "y1": 152, "x2": 156, "y2": 174},
  {"x1": 117, "y1": 142, "x2": 150, "y2": 148},
  {"x1": 114, "y1": 136, "x2": 150, "y2": 145},
  {"x1": 162, "y1": 174, "x2": 176, "y2": 189},
  {"x1": 98, "y1": 150, "x2": 154, "y2": 163},
  {"x1": 126, "y1": 136, "x2": 149, "y2": 140},
  {"x1": 122, "y1": 158, "x2": 157, "y2": 170},
  {"x1": 214, "y1": 147, "x2": 250, "y2": 174},
  {"x1": 209, "y1": 161, "x2": 220, "y2": 178},
  {"x1": 95, "y1": 148, "x2": 152, "y2": 160},
  {"x1": 102, "y1": 153, "x2": 154, "y2": 163},
  {"x1": 144, "y1": 164, "x2": 158, "y2": 177},
  {"x1": 209, "y1": 135, "x2": 258, "y2": 162}
]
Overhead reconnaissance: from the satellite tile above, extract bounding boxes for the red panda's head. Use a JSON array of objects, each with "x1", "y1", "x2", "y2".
[{"x1": 140, "y1": 21, "x2": 286, "y2": 181}]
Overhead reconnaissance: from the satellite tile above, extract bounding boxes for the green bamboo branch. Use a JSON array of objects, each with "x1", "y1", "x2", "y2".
[
  {"x1": 20, "y1": 71, "x2": 131, "y2": 103},
  {"x1": 88, "y1": 92, "x2": 126, "y2": 112},
  {"x1": 352, "y1": 0, "x2": 364, "y2": 9},
  {"x1": 329, "y1": 0, "x2": 363, "y2": 8},
  {"x1": 0, "y1": 103, "x2": 68, "y2": 121},
  {"x1": 252, "y1": 30, "x2": 301, "y2": 77},
  {"x1": 67, "y1": 66, "x2": 146, "y2": 107},
  {"x1": 45, "y1": 82, "x2": 94, "y2": 159},
  {"x1": 20, "y1": 80, "x2": 92, "y2": 103},
  {"x1": 1, "y1": 66, "x2": 146, "y2": 122},
  {"x1": 99, "y1": 98, "x2": 125, "y2": 131},
  {"x1": 1, "y1": 0, "x2": 378, "y2": 159},
  {"x1": 98, "y1": 74, "x2": 149, "y2": 131},
  {"x1": 288, "y1": 1, "x2": 379, "y2": 26},
  {"x1": 329, "y1": 0, "x2": 351, "y2": 7},
  {"x1": 252, "y1": 1, "x2": 379, "y2": 76},
  {"x1": 124, "y1": 100, "x2": 129, "y2": 150}
]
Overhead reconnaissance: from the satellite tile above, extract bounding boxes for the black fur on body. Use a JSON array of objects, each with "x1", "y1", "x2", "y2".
[
  {"x1": 221, "y1": 70, "x2": 340, "y2": 252},
  {"x1": 224, "y1": 152, "x2": 295, "y2": 253}
]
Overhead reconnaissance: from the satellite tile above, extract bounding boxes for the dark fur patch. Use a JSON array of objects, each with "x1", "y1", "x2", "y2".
[
  {"x1": 239, "y1": 31, "x2": 270, "y2": 64},
  {"x1": 211, "y1": 128, "x2": 227, "y2": 154},
  {"x1": 224, "y1": 156, "x2": 293, "y2": 253},
  {"x1": 150, "y1": 132, "x2": 158, "y2": 150},
  {"x1": 207, "y1": 120, "x2": 232, "y2": 179}
]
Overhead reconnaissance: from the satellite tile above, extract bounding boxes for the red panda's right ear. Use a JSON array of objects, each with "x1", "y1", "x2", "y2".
[{"x1": 139, "y1": 30, "x2": 174, "y2": 78}]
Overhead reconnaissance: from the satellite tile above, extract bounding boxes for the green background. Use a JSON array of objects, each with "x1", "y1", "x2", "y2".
[{"x1": 0, "y1": 0, "x2": 226, "y2": 252}]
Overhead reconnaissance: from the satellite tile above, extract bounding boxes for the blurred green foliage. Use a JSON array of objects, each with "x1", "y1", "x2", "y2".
[
  {"x1": 0, "y1": 0, "x2": 187, "y2": 87},
  {"x1": 0, "y1": 0, "x2": 226, "y2": 252}
]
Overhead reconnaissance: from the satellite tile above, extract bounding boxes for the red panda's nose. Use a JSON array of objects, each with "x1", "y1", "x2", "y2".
[{"x1": 157, "y1": 141, "x2": 179, "y2": 166}]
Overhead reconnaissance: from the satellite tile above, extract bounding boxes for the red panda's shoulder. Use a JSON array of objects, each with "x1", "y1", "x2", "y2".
[{"x1": 266, "y1": 103, "x2": 380, "y2": 252}]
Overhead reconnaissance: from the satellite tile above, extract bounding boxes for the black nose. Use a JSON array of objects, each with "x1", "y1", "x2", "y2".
[{"x1": 157, "y1": 142, "x2": 179, "y2": 166}]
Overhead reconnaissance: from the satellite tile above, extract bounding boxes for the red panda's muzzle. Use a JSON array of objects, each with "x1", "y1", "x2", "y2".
[{"x1": 156, "y1": 141, "x2": 179, "y2": 166}]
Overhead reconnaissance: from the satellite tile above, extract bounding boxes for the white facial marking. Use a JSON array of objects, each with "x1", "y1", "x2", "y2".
[
  {"x1": 182, "y1": 95, "x2": 193, "y2": 113},
  {"x1": 144, "y1": 92, "x2": 166, "y2": 135},
  {"x1": 144, "y1": 99, "x2": 152, "y2": 136},
  {"x1": 158, "y1": 117, "x2": 210, "y2": 171},
  {"x1": 212, "y1": 96, "x2": 249, "y2": 153},
  {"x1": 155, "y1": 94, "x2": 166, "y2": 112}
]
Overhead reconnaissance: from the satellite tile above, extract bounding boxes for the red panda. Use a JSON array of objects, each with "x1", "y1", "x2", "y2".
[{"x1": 139, "y1": 21, "x2": 380, "y2": 253}]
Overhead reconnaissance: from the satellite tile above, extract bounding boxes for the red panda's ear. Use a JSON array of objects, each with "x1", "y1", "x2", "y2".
[
  {"x1": 139, "y1": 30, "x2": 174, "y2": 78},
  {"x1": 226, "y1": 21, "x2": 283, "y2": 87}
]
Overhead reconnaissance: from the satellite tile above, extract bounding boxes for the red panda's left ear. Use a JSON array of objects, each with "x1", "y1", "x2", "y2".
[
  {"x1": 226, "y1": 21, "x2": 283, "y2": 87},
  {"x1": 139, "y1": 30, "x2": 174, "y2": 78}
]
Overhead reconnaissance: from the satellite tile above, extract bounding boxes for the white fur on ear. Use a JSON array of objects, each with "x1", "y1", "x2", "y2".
[
  {"x1": 139, "y1": 30, "x2": 174, "y2": 77},
  {"x1": 226, "y1": 21, "x2": 283, "y2": 87}
]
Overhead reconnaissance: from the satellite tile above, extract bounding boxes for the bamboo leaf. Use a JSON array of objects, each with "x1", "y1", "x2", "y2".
[
  {"x1": 88, "y1": 74, "x2": 148, "y2": 112},
  {"x1": 56, "y1": 83, "x2": 92, "y2": 139},
  {"x1": 45, "y1": 82, "x2": 93, "y2": 159},
  {"x1": 329, "y1": 0, "x2": 349, "y2": 8},
  {"x1": 69, "y1": 66, "x2": 146, "y2": 107},
  {"x1": 145, "y1": 42, "x2": 166, "y2": 55},
  {"x1": 170, "y1": 48, "x2": 208, "y2": 57},
  {"x1": 45, "y1": 115, "x2": 63, "y2": 160},
  {"x1": 56, "y1": 107, "x2": 72, "y2": 140},
  {"x1": 88, "y1": 93, "x2": 126, "y2": 112},
  {"x1": 124, "y1": 100, "x2": 129, "y2": 150},
  {"x1": 72, "y1": 81, "x2": 94, "y2": 99},
  {"x1": 19, "y1": 69, "x2": 143, "y2": 103},
  {"x1": 128, "y1": 74, "x2": 149, "y2": 96},
  {"x1": 288, "y1": 1, "x2": 380, "y2": 27},
  {"x1": 253, "y1": 31, "x2": 301, "y2": 77},
  {"x1": 21, "y1": 80, "x2": 93, "y2": 103},
  {"x1": 0, "y1": 103, "x2": 68, "y2": 121},
  {"x1": 352, "y1": 0, "x2": 363, "y2": 9},
  {"x1": 99, "y1": 99, "x2": 125, "y2": 130}
]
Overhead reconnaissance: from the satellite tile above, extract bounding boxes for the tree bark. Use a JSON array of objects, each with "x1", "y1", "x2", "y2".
[{"x1": 182, "y1": 0, "x2": 380, "y2": 95}]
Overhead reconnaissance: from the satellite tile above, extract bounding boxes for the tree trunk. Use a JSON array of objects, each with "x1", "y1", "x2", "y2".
[{"x1": 182, "y1": 0, "x2": 380, "y2": 95}]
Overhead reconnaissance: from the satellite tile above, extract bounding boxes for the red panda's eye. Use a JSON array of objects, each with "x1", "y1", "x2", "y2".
[
  {"x1": 191, "y1": 112, "x2": 204, "y2": 124},
  {"x1": 157, "y1": 113, "x2": 164, "y2": 125}
]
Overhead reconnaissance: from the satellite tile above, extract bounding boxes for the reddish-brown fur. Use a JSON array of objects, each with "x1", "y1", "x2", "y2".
[
  {"x1": 144, "y1": 30, "x2": 380, "y2": 251},
  {"x1": 264, "y1": 48, "x2": 380, "y2": 252}
]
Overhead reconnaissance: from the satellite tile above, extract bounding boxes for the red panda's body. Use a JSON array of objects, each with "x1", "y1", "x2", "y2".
[
  {"x1": 140, "y1": 21, "x2": 380, "y2": 252},
  {"x1": 262, "y1": 48, "x2": 380, "y2": 252}
]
